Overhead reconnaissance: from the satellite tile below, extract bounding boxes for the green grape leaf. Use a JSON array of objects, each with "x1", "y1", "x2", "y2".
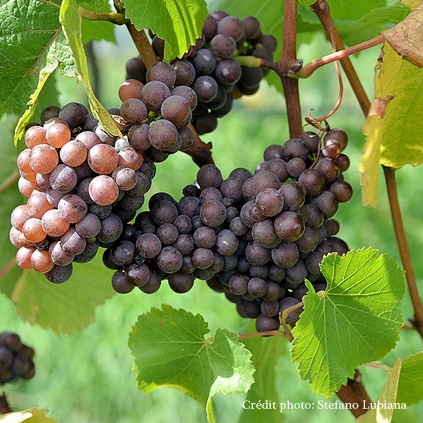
[
  {"x1": 123, "y1": 0, "x2": 208, "y2": 62},
  {"x1": 59, "y1": 0, "x2": 122, "y2": 137},
  {"x1": 360, "y1": 42, "x2": 423, "y2": 206},
  {"x1": 3, "y1": 257, "x2": 116, "y2": 335},
  {"x1": 0, "y1": 0, "x2": 64, "y2": 121},
  {"x1": 356, "y1": 359, "x2": 403, "y2": 423},
  {"x1": 129, "y1": 304, "x2": 255, "y2": 417},
  {"x1": 396, "y1": 351, "x2": 423, "y2": 405},
  {"x1": 291, "y1": 248, "x2": 405, "y2": 397},
  {"x1": 0, "y1": 407, "x2": 56, "y2": 423},
  {"x1": 238, "y1": 333, "x2": 286, "y2": 423},
  {"x1": 13, "y1": 31, "x2": 76, "y2": 145}
]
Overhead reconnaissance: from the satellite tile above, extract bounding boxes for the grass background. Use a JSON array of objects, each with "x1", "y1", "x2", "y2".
[{"x1": 1, "y1": 21, "x2": 423, "y2": 423}]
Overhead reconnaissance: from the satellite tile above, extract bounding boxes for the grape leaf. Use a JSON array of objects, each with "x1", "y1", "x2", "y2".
[
  {"x1": 291, "y1": 248, "x2": 405, "y2": 397},
  {"x1": 123, "y1": 0, "x2": 208, "y2": 62},
  {"x1": 360, "y1": 42, "x2": 423, "y2": 206},
  {"x1": 59, "y1": 0, "x2": 122, "y2": 137},
  {"x1": 396, "y1": 351, "x2": 423, "y2": 405},
  {"x1": 238, "y1": 333, "x2": 286, "y2": 423},
  {"x1": 0, "y1": 408, "x2": 56, "y2": 423},
  {"x1": 382, "y1": 3, "x2": 423, "y2": 68},
  {"x1": 13, "y1": 31, "x2": 76, "y2": 145},
  {"x1": 6, "y1": 258, "x2": 116, "y2": 334},
  {"x1": 128, "y1": 304, "x2": 255, "y2": 418},
  {"x1": 356, "y1": 359, "x2": 402, "y2": 423},
  {"x1": 0, "y1": 0, "x2": 64, "y2": 120}
]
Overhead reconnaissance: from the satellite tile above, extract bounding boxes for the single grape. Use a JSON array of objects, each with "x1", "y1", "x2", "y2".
[
  {"x1": 88, "y1": 175, "x2": 120, "y2": 206},
  {"x1": 120, "y1": 98, "x2": 148, "y2": 124},
  {"x1": 45, "y1": 121, "x2": 71, "y2": 148},
  {"x1": 28, "y1": 144, "x2": 59, "y2": 174},
  {"x1": 140, "y1": 81, "x2": 171, "y2": 112},
  {"x1": 58, "y1": 194, "x2": 88, "y2": 223},
  {"x1": 148, "y1": 119, "x2": 179, "y2": 152},
  {"x1": 87, "y1": 144, "x2": 119, "y2": 175},
  {"x1": 146, "y1": 61, "x2": 176, "y2": 88},
  {"x1": 118, "y1": 79, "x2": 144, "y2": 101}
]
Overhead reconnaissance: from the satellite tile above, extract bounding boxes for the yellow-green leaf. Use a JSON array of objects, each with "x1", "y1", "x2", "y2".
[
  {"x1": 0, "y1": 408, "x2": 56, "y2": 423},
  {"x1": 360, "y1": 43, "x2": 423, "y2": 206},
  {"x1": 59, "y1": 0, "x2": 121, "y2": 137},
  {"x1": 396, "y1": 351, "x2": 423, "y2": 405},
  {"x1": 356, "y1": 359, "x2": 403, "y2": 423}
]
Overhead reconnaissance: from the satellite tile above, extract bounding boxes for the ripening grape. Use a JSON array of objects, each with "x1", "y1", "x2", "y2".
[{"x1": 88, "y1": 175, "x2": 120, "y2": 206}]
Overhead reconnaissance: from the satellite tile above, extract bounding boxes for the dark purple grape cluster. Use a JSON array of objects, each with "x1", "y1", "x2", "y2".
[
  {"x1": 10, "y1": 102, "x2": 153, "y2": 283},
  {"x1": 125, "y1": 11, "x2": 276, "y2": 135},
  {"x1": 0, "y1": 332, "x2": 35, "y2": 385},
  {"x1": 103, "y1": 129, "x2": 353, "y2": 332}
]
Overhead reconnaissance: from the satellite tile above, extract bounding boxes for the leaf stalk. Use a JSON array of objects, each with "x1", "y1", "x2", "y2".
[{"x1": 78, "y1": 7, "x2": 128, "y2": 25}]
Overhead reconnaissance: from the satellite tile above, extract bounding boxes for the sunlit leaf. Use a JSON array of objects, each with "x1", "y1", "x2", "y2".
[
  {"x1": 123, "y1": 0, "x2": 208, "y2": 62},
  {"x1": 60, "y1": 0, "x2": 122, "y2": 137},
  {"x1": 360, "y1": 42, "x2": 423, "y2": 206},
  {"x1": 396, "y1": 351, "x2": 423, "y2": 405},
  {"x1": 291, "y1": 248, "x2": 405, "y2": 397},
  {"x1": 356, "y1": 359, "x2": 402, "y2": 423}
]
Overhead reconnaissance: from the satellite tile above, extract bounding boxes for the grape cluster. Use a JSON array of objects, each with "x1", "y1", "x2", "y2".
[
  {"x1": 103, "y1": 129, "x2": 353, "y2": 332},
  {"x1": 0, "y1": 332, "x2": 35, "y2": 385},
  {"x1": 10, "y1": 102, "x2": 152, "y2": 283},
  {"x1": 125, "y1": 11, "x2": 276, "y2": 135}
]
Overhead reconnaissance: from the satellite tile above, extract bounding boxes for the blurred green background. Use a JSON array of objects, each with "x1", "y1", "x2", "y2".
[{"x1": 1, "y1": 16, "x2": 423, "y2": 423}]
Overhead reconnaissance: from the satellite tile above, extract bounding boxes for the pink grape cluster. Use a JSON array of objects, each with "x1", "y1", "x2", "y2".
[{"x1": 10, "y1": 102, "x2": 148, "y2": 283}]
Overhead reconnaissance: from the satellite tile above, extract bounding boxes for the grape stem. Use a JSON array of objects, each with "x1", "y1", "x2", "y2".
[
  {"x1": 112, "y1": 0, "x2": 158, "y2": 69},
  {"x1": 291, "y1": 35, "x2": 384, "y2": 81},
  {"x1": 277, "y1": 0, "x2": 303, "y2": 138},
  {"x1": 310, "y1": 0, "x2": 371, "y2": 116},
  {"x1": 383, "y1": 166, "x2": 423, "y2": 338},
  {"x1": 78, "y1": 7, "x2": 128, "y2": 25}
]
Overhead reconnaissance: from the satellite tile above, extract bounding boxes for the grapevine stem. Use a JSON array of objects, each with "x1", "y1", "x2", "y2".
[
  {"x1": 78, "y1": 7, "x2": 128, "y2": 25},
  {"x1": 278, "y1": 0, "x2": 303, "y2": 138},
  {"x1": 293, "y1": 35, "x2": 384, "y2": 81},
  {"x1": 112, "y1": 0, "x2": 158, "y2": 69},
  {"x1": 383, "y1": 166, "x2": 423, "y2": 338},
  {"x1": 311, "y1": 0, "x2": 371, "y2": 116}
]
